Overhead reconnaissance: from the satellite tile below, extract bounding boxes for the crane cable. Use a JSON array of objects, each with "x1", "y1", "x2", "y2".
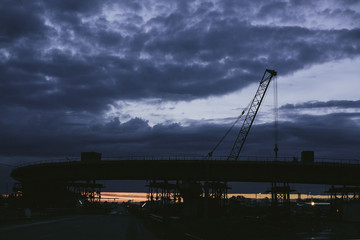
[
  {"x1": 274, "y1": 75, "x2": 279, "y2": 159},
  {"x1": 208, "y1": 101, "x2": 252, "y2": 158}
]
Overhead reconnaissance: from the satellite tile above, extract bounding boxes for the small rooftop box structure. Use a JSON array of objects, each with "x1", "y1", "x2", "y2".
[
  {"x1": 301, "y1": 151, "x2": 314, "y2": 163},
  {"x1": 81, "y1": 152, "x2": 101, "y2": 163}
]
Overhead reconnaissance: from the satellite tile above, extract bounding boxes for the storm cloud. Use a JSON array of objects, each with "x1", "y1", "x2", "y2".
[
  {"x1": 281, "y1": 100, "x2": 360, "y2": 110},
  {"x1": 1, "y1": 0, "x2": 360, "y2": 113}
]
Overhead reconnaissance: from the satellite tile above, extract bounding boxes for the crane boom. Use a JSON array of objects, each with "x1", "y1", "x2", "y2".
[{"x1": 227, "y1": 69, "x2": 277, "y2": 160}]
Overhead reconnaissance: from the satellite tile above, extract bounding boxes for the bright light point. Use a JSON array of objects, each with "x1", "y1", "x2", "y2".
[{"x1": 311, "y1": 201, "x2": 315, "y2": 206}]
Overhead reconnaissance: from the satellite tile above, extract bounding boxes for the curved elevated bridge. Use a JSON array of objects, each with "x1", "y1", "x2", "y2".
[{"x1": 11, "y1": 157, "x2": 360, "y2": 186}]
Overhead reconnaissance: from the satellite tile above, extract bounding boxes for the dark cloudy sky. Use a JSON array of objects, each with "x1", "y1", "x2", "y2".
[{"x1": 1, "y1": 0, "x2": 360, "y2": 192}]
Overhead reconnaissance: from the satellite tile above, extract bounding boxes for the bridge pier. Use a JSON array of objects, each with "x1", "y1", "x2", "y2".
[
  {"x1": 202, "y1": 181, "x2": 229, "y2": 217},
  {"x1": 327, "y1": 185, "x2": 360, "y2": 203},
  {"x1": 146, "y1": 180, "x2": 230, "y2": 217},
  {"x1": 146, "y1": 180, "x2": 181, "y2": 206},
  {"x1": 326, "y1": 185, "x2": 360, "y2": 218},
  {"x1": 204, "y1": 181, "x2": 229, "y2": 206},
  {"x1": 269, "y1": 182, "x2": 290, "y2": 206},
  {"x1": 67, "y1": 180, "x2": 103, "y2": 204},
  {"x1": 267, "y1": 182, "x2": 295, "y2": 214}
]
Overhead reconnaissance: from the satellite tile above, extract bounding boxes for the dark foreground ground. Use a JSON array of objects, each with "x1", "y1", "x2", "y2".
[
  {"x1": 130, "y1": 204, "x2": 360, "y2": 240},
  {"x1": 139, "y1": 214, "x2": 360, "y2": 240},
  {"x1": 0, "y1": 206, "x2": 157, "y2": 240},
  {"x1": 2, "y1": 204, "x2": 360, "y2": 240}
]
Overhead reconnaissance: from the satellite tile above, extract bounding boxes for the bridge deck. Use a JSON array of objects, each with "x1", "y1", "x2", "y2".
[{"x1": 10, "y1": 159, "x2": 360, "y2": 186}]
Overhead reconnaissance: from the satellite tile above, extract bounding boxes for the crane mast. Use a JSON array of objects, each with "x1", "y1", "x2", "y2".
[{"x1": 227, "y1": 69, "x2": 277, "y2": 161}]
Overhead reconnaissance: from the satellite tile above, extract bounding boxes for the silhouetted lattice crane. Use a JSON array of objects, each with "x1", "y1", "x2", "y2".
[{"x1": 208, "y1": 69, "x2": 277, "y2": 160}]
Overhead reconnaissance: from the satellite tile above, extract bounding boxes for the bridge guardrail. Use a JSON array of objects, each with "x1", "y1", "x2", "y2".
[
  {"x1": 13, "y1": 154, "x2": 360, "y2": 169},
  {"x1": 103, "y1": 155, "x2": 360, "y2": 165}
]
